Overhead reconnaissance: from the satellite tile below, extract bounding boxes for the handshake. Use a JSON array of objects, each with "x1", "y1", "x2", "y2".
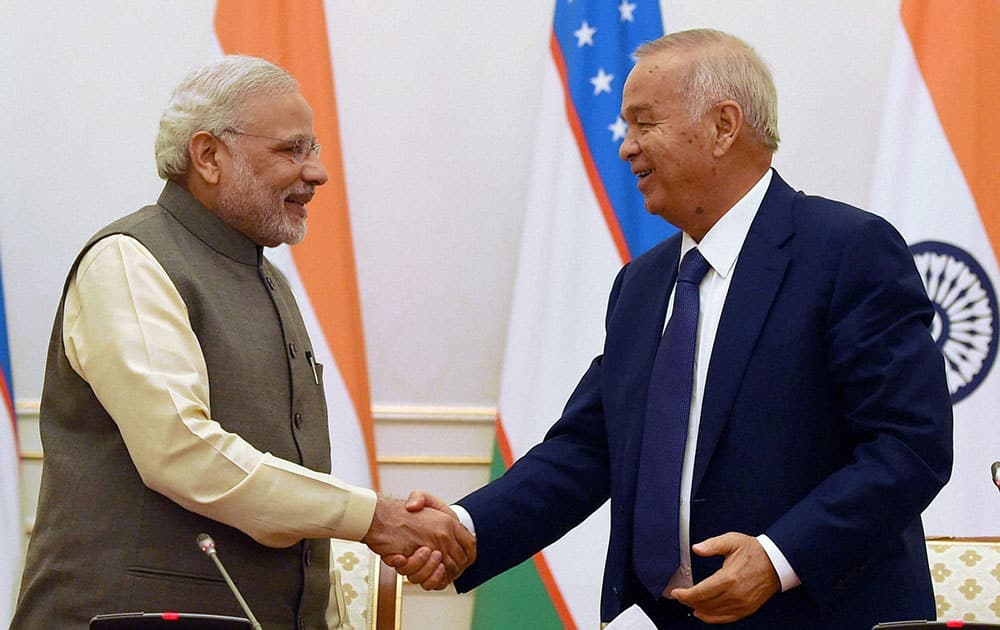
[{"x1": 361, "y1": 490, "x2": 476, "y2": 591}]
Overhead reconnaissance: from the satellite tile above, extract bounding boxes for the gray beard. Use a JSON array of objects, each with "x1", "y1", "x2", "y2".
[{"x1": 216, "y1": 154, "x2": 306, "y2": 248}]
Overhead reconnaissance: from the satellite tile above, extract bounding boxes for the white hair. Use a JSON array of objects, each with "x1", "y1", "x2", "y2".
[
  {"x1": 154, "y1": 55, "x2": 299, "y2": 179},
  {"x1": 635, "y1": 29, "x2": 780, "y2": 152}
]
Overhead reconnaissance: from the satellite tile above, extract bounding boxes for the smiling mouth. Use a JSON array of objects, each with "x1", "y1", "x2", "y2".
[
  {"x1": 284, "y1": 198, "x2": 308, "y2": 218},
  {"x1": 636, "y1": 169, "x2": 652, "y2": 179}
]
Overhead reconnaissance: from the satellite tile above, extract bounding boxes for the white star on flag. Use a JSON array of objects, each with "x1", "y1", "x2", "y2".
[
  {"x1": 574, "y1": 20, "x2": 596, "y2": 47},
  {"x1": 608, "y1": 116, "x2": 627, "y2": 141},
  {"x1": 618, "y1": 0, "x2": 637, "y2": 22},
  {"x1": 590, "y1": 68, "x2": 614, "y2": 95}
]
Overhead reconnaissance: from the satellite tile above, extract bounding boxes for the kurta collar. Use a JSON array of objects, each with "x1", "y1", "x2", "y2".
[{"x1": 157, "y1": 180, "x2": 262, "y2": 267}]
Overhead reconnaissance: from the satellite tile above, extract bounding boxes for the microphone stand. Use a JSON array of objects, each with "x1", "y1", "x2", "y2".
[{"x1": 197, "y1": 534, "x2": 263, "y2": 630}]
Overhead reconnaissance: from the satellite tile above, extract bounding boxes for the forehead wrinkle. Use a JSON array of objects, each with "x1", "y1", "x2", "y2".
[{"x1": 621, "y1": 102, "x2": 654, "y2": 119}]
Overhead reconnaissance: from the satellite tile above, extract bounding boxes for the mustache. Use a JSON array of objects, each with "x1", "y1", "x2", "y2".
[{"x1": 284, "y1": 186, "x2": 315, "y2": 204}]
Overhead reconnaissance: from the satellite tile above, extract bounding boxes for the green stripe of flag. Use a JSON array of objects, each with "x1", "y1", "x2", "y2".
[{"x1": 470, "y1": 441, "x2": 563, "y2": 629}]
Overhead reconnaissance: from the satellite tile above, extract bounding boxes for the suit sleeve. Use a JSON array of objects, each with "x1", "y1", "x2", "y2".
[
  {"x1": 453, "y1": 264, "x2": 631, "y2": 592},
  {"x1": 764, "y1": 216, "x2": 953, "y2": 608}
]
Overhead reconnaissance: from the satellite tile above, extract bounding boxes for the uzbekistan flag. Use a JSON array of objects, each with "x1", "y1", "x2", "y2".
[
  {"x1": 870, "y1": 0, "x2": 1000, "y2": 537},
  {"x1": 473, "y1": 2, "x2": 672, "y2": 628},
  {"x1": 214, "y1": 0, "x2": 378, "y2": 491},
  {"x1": 0, "y1": 255, "x2": 19, "y2": 628}
]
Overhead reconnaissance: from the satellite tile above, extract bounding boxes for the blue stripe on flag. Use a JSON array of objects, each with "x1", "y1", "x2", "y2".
[
  {"x1": 0, "y1": 256, "x2": 12, "y2": 411},
  {"x1": 553, "y1": 0, "x2": 676, "y2": 258}
]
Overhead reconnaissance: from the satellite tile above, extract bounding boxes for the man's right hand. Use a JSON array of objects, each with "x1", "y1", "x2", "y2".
[{"x1": 361, "y1": 493, "x2": 476, "y2": 590}]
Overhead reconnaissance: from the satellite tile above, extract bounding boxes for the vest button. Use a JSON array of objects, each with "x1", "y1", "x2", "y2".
[
  {"x1": 304, "y1": 546, "x2": 312, "y2": 566},
  {"x1": 288, "y1": 342, "x2": 297, "y2": 358},
  {"x1": 294, "y1": 413, "x2": 303, "y2": 428}
]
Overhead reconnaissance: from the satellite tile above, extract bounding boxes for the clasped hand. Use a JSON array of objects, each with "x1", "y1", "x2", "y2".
[{"x1": 361, "y1": 490, "x2": 476, "y2": 590}]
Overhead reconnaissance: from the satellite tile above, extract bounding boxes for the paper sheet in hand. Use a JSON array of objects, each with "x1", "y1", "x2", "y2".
[{"x1": 603, "y1": 604, "x2": 658, "y2": 629}]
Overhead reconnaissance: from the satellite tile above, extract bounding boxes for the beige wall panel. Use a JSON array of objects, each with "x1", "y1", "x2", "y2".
[{"x1": 402, "y1": 585, "x2": 474, "y2": 630}]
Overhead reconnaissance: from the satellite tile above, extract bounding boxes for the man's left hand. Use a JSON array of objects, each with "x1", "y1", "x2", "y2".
[{"x1": 669, "y1": 532, "x2": 780, "y2": 624}]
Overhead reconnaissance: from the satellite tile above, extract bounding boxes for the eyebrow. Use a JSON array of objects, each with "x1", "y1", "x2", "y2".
[{"x1": 620, "y1": 103, "x2": 654, "y2": 118}]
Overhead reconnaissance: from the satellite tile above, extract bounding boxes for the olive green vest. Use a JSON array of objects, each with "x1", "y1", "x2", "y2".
[{"x1": 14, "y1": 181, "x2": 333, "y2": 630}]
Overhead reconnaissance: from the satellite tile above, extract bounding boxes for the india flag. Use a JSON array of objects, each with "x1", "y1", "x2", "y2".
[
  {"x1": 473, "y1": 2, "x2": 672, "y2": 628},
  {"x1": 870, "y1": 0, "x2": 1000, "y2": 537},
  {"x1": 1, "y1": 255, "x2": 19, "y2": 628},
  {"x1": 212, "y1": 0, "x2": 378, "y2": 491}
]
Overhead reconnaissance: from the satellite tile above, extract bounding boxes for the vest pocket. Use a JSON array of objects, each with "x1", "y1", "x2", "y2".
[
  {"x1": 125, "y1": 565, "x2": 243, "y2": 617},
  {"x1": 126, "y1": 565, "x2": 226, "y2": 585}
]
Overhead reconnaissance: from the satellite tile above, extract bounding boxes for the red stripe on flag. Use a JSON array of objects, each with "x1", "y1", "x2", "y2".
[
  {"x1": 495, "y1": 413, "x2": 578, "y2": 629},
  {"x1": 213, "y1": 0, "x2": 378, "y2": 487},
  {"x1": 901, "y1": 0, "x2": 1000, "y2": 262},
  {"x1": 550, "y1": 31, "x2": 631, "y2": 265},
  {"x1": 0, "y1": 373, "x2": 15, "y2": 452},
  {"x1": 493, "y1": 412, "x2": 516, "y2": 468}
]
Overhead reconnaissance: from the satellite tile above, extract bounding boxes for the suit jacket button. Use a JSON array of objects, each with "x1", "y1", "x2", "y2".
[{"x1": 294, "y1": 412, "x2": 303, "y2": 428}]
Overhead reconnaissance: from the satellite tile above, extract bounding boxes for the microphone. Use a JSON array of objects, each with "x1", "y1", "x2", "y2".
[
  {"x1": 197, "y1": 533, "x2": 263, "y2": 630},
  {"x1": 992, "y1": 462, "x2": 1000, "y2": 495}
]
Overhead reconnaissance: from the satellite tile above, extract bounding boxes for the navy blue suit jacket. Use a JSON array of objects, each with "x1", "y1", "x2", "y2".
[{"x1": 455, "y1": 172, "x2": 953, "y2": 628}]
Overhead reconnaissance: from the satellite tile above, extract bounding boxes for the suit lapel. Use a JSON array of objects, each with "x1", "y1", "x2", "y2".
[
  {"x1": 692, "y1": 173, "x2": 796, "y2": 495},
  {"x1": 612, "y1": 236, "x2": 681, "y2": 505}
]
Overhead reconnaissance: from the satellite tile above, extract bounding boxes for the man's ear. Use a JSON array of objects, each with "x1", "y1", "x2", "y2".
[
  {"x1": 188, "y1": 131, "x2": 225, "y2": 185},
  {"x1": 711, "y1": 100, "x2": 743, "y2": 157}
]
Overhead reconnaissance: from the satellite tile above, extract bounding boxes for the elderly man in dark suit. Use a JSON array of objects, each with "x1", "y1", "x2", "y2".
[{"x1": 396, "y1": 28, "x2": 952, "y2": 628}]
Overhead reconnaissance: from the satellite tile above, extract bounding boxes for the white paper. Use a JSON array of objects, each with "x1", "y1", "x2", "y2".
[{"x1": 603, "y1": 604, "x2": 658, "y2": 629}]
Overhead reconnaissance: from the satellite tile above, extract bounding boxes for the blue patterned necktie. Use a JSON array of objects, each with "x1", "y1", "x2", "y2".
[{"x1": 633, "y1": 247, "x2": 711, "y2": 598}]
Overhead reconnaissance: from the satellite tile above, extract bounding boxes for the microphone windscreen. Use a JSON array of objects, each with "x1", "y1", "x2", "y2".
[{"x1": 197, "y1": 533, "x2": 216, "y2": 554}]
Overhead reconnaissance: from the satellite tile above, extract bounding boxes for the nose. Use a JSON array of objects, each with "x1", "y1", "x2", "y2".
[
  {"x1": 619, "y1": 128, "x2": 639, "y2": 161},
  {"x1": 302, "y1": 155, "x2": 329, "y2": 186}
]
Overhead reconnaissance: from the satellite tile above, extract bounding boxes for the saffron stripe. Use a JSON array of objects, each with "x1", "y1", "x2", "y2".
[
  {"x1": 213, "y1": 0, "x2": 379, "y2": 487},
  {"x1": 901, "y1": 0, "x2": 1000, "y2": 263}
]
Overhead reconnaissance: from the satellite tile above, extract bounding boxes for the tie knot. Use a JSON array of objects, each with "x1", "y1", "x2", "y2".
[{"x1": 678, "y1": 248, "x2": 710, "y2": 285}]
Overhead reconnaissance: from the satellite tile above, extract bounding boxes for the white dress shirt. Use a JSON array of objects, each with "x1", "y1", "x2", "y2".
[
  {"x1": 664, "y1": 169, "x2": 798, "y2": 594},
  {"x1": 62, "y1": 234, "x2": 377, "y2": 547},
  {"x1": 456, "y1": 170, "x2": 799, "y2": 593}
]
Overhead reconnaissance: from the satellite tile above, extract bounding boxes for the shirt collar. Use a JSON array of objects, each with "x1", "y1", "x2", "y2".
[{"x1": 680, "y1": 169, "x2": 772, "y2": 279}]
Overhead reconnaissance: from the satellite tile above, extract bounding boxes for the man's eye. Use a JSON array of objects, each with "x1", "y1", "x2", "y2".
[{"x1": 279, "y1": 140, "x2": 309, "y2": 161}]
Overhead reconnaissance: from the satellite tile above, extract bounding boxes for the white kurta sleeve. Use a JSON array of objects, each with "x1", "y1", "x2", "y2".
[{"x1": 63, "y1": 234, "x2": 376, "y2": 546}]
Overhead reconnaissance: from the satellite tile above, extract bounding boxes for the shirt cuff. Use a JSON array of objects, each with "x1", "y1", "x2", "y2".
[
  {"x1": 756, "y1": 534, "x2": 801, "y2": 592},
  {"x1": 451, "y1": 504, "x2": 476, "y2": 537}
]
